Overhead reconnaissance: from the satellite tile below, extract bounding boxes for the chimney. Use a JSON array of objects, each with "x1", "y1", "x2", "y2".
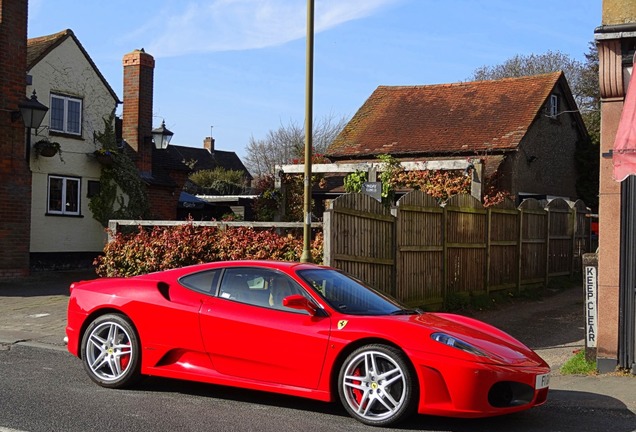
[
  {"x1": 122, "y1": 49, "x2": 154, "y2": 173},
  {"x1": 203, "y1": 136, "x2": 215, "y2": 153}
]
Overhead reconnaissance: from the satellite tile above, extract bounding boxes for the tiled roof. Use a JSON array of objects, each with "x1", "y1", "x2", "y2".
[
  {"x1": 153, "y1": 144, "x2": 252, "y2": 179},
  {"x1": 27, "y1": 29, "x2": 120, "y2": 103},
  {"x1": 327, "y1": 72, "x2": 564, "y2": 158}
]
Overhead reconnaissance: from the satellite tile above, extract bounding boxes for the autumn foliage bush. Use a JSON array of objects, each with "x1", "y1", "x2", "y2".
[{"x1": 94, "y1": 223, "x2": 324, "y2": 277}]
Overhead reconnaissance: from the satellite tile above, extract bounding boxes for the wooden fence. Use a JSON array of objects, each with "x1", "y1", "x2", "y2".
[
  {"x1": 323, "y1": 191, "x2": 591, "y2": 307},
  {"x1": 108, "y1": 191, "x2": 591, "y2": 308}
]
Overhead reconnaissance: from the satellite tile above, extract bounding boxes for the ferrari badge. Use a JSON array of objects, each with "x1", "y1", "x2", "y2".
[{"x1": 337, "y1": 320, "x2": 348, "y2": 330}]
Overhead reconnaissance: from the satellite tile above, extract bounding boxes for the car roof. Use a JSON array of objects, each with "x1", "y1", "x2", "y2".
[{"x1": 137, "y1": 260, "x2": 327, "y2": 280}]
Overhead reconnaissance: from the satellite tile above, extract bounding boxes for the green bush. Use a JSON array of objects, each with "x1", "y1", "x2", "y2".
[{"x1": 94, "y1": 224, "x2": 324, "y2": 277}]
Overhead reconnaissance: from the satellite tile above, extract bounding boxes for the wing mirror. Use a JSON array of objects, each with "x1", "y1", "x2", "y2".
[{"x1": 283, "y1": 294, "x2": 319, "y2": 315}]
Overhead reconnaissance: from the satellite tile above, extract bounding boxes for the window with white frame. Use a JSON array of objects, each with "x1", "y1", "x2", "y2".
[
  {"x1": 50, "y1": 94, "x2": 82, "y2": 135},
  {"x1": 47, "y1": 175, "x2": 81, "y2": 215},
  {"x1": 548, "y1": 94, "x2": 559, "y2": 118}
]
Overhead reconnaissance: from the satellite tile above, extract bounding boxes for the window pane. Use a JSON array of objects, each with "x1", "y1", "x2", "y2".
[
  {"x1": 48, "y1": 177, "x2": 63, "y2": 212},
  {"x1": 65, "y1": 179, "x2": 80, "y2": 213},
  {"x1": 50, "y1": 97, "x2": 64, "y2": 131},
  {"x1": 67, "y1": 100, "x2": 81, "y2": 134}
]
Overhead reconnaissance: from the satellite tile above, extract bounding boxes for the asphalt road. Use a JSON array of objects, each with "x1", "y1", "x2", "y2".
[{"x1": 1, "y1": 344, "x2": 635, "y2": 432}]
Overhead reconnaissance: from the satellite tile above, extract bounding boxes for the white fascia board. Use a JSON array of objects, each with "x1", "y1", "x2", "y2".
[{"x1": 277, "y1": 159, "x2": 475, "y2": 174}]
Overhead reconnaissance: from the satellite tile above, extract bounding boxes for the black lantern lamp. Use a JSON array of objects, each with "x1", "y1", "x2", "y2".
[
  {"x1": 12, "y1": 90, "x2": 49, "y2": 161},
  {"x1": 18, "y1": 90, "x2": 49, "y2": 130},
  {"x1": 151, "y1": 120, "x2": 174, "y2": 150}
]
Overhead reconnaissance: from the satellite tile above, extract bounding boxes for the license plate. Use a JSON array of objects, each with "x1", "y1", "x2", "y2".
[{"x1": 535, "y1": 373, "x2": 550, "y2": 389}]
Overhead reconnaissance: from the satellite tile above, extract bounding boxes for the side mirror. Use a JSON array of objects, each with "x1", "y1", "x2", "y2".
[{"x1": 283, "y1": 294, "x2": 318, "y2": 315}]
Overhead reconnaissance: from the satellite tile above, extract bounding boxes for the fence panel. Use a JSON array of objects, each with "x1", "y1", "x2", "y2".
[
  {"x1": 487, "y1": 198, "x2": 519, "y2": 291},
  {"x1": 323, "y1": 194, "x2": 396, "y2": 295},
  {"x1": 546, "y1": 198, "x2": 574, "y2": 276},
  {"x1": 444, "y1": 195, "x2": 487, "y2": 295},
  {"x1": 395, "y1": 191, "x2": 444, "y2": 306},
  {"x1": 518, "y1": 199, "x2": 548, "y2": 285}
]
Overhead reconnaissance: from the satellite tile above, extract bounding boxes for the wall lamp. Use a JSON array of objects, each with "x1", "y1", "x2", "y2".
[
  {"x1": 12, "y1": 90, "x2": 49, "y2": 161},
  {"x1": 151, "y1": 120, "x2": 174, "y2": 150},
  {"x1": 12, "y1": 90, "x2": 49, "y2": 130}
]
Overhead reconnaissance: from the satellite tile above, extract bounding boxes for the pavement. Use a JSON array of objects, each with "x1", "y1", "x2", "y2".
[{"x1": 0, "y1": 270, "x2": 634, "y2": 416}]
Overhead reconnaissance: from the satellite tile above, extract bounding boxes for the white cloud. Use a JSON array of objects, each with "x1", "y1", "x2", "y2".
[{"x1": 138, "y1": 0, "x2": 400, "y2": 57}]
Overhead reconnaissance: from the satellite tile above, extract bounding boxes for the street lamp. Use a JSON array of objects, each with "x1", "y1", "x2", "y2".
[
  {"x1": 12, "y1": 90, "x2": 49, "y2": 161},
  {"x1": 151, "y1": 120, "x2": 174, "y2": 150}
]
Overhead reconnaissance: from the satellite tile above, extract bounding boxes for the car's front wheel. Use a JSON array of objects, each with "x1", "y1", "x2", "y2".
[
  {"x1": 80, "y1": 313, "x2": 141, "y2": 388},
  {"x1": 338, "y1": 344, "x2": 417, "y2": 426}
]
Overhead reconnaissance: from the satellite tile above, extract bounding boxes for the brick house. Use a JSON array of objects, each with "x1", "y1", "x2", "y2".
[
  {"x1": 326, "y1": 72, "x2": 590, "y2": 204},
  {"x1": 159, "y1": 138, "x2": 253, "y2": 220},
  {"x1": 121, "y1": 49, "x2": 251, "y2": 221}
]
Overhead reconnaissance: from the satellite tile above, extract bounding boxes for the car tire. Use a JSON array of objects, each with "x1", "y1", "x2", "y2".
[
  {"x1": 338, "y1": 344, "x2": 417, "y2": 426},
  {"x1": 80, "y1": 313, "x2": 141, "y2": 389}
]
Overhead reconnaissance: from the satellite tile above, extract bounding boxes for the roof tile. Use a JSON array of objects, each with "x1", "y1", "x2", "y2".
[{"x1": 327, "y1": 72, "x2": 563, "y2": 158}]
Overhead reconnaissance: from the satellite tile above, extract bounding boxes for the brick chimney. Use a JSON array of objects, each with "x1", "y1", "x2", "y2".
[
  {"x1": 204, "y1": 136, "x2": 215, "y2": 153},
  {"x1": 0, "y1": 0, "x2": 31, "y2": 278},
  {"x1": 122, "y1": 49, "x2": 154, "y2": 174}
]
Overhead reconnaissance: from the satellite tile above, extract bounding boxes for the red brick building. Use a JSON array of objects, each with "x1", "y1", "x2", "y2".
[{"x1": 0, "y1": 0, "x2": 31, "y2": 279}]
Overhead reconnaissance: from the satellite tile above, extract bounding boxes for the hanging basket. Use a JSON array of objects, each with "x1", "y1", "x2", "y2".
[
  {"x1": 34, "y1": 140, "x2": 61, "y2": 158},
  {"x1": 39, "y1": 146, "x2": 57, "y2": 157},
  {"x1": 94, "y1": 151, "x2": 114, "y2": 166}
]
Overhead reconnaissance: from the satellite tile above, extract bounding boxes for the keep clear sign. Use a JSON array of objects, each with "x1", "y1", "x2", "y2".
[{"x1": 585, "y1": 266, "x2": 598, "y2": 348}]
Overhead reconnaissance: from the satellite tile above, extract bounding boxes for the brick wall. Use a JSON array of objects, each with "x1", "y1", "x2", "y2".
[
  {"x1": 148, "y1": 186, "x2": 179, "y2": 220},
  {"x1": 0, "y1": 0, "x2": 31, "y2": 278}
]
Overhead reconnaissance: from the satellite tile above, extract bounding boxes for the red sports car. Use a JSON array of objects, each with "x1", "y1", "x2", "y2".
[{"x1": 66, "y1": 260, "x2": 550, "y2": 427}]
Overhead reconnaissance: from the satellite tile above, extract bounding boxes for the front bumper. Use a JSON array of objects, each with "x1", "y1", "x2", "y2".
[{"x1": 412, "y1": 351, "x2": 550, "y2": 417}]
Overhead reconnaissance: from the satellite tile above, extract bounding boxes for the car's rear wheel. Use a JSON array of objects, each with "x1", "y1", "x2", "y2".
[
  {"x1": 80, "y1": 313, "x2": 141, "y2": 388},
  {"x1": 338, "y1": 344, "x2": 417, "y2": 426}
]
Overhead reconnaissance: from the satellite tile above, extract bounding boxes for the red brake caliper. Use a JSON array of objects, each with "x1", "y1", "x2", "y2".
[
  {"x1": 120, "y1": 343, "x2": 131, "y2": 370},
  {"x1": 352, "y1": 368, "x2": 363, "y2": 405}
]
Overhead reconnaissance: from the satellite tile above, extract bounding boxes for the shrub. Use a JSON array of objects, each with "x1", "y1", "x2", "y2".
[{"x1": 94, "y1": 223, "x2": 324, "y2": 277}]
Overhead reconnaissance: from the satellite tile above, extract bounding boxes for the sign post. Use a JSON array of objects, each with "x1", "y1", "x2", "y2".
[{"x1": 583, "y1": 253, "x2": 598, "y2": 362}]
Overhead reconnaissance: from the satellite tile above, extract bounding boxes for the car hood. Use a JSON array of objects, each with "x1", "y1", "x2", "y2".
[{"x1": 408, "y1": 312, "x2": 547, "y2": 367}]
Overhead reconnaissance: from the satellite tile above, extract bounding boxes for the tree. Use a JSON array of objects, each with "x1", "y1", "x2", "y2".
[
  {"x1": 469, "y1": 46, "x2": 600, "y2": 210},
  {"x1": 188, "y1": 167, "x2": 249, "y2": 195},
  {"x1": 244, "y1": 114, "x2": 348, "y2": 178}
]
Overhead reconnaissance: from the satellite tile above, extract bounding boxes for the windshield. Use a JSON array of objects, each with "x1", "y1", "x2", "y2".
[{"x1": 297, "y1": 268, "x2": 412, "y2": 316}]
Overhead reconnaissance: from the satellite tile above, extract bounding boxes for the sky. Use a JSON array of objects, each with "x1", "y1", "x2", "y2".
[{"x1": 28, "y1": 0, "x2": 601, "y2": 161}]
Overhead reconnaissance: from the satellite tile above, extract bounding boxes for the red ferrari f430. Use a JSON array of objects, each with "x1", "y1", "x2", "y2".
[{"x1": 66, "y1": 260, "x2": 550, "y2": 426}]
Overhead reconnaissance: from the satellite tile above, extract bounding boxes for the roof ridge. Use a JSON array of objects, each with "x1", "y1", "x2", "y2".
[
  {"x1": 27, "y1": 28, "x2": 120, "y2": 104},
  {"x1": 377, "y1": 71, "x2": 563, "y2": 91}
]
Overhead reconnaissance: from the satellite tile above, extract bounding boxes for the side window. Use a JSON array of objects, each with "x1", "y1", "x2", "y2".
[
  {"x1": 47, "y1": 175, "x2": 80, "y2": 216},
  {"x1": 219, "y1": 268, "x2": 311, "y2": 313},
  {"x1": 50, "y1": 94, "x2": 82, "y2": 135},
  {"x1": 267, "y1": 273, "x2": 308, "y2": 312},
  {"x1": 179, "y1": 270, "x2": 220, "y2": 294},
  {"x1": 547, "y1": 94, "x2": 558, "y2": 119}
]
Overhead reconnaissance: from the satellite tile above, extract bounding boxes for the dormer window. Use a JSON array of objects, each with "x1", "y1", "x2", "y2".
[
  {"x1": 50, "y1": 94, "x2": 82, "y2": 135},
  {"x1": 547, "y1": 94, "x2": 558, "y2": 118}
]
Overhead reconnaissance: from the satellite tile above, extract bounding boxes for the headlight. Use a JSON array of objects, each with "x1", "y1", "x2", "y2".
[{"x1": 431, "y1": 332, "x2": 488, "y2": 357}]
